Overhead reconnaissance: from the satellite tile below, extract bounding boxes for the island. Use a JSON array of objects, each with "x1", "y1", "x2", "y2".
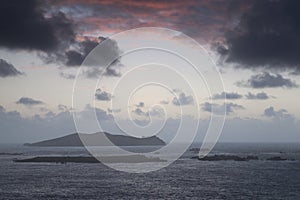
[
  {"x1": 24, "y1": 132, "x2": 166, "y2": 147},
  {"x1": 192, "y1": 154, "x2": 295, "y2": 162},
  {"x1": 14, "y1": 155, "x2": 165, "y2": 163},
  {"x1": 266, "y1": 156, "x2": 288, "y2": 161},
  {"x1": 192, "y1": 154, "x2": 259, "y2": 161}
]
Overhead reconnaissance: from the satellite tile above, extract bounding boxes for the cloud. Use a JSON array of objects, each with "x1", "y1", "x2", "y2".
[
  {"x1": 245, "y1": 92, "x2": 271, "y2": 100},
  {"x1": 0, "y1": 104, "x2": 300, "y2": 143},
  {"x1": 212, "y1": 92, "x2": 243, "y2": 100},
  {"x1": 148, "y1": 107, "x2": 164, "y2": 117},
  {"x1": 0, "y1": 104, "x2": 75, "y2": 143},
  {"x1": 77, "y1": 37, "x2": 123, "y2": 78},
  {"x1": 77, "y1": 39, "x2": 122, "y2": 78},
  {"x1": 0, "y1": 1, "x2": 122, "y2": 77},
  {"x1": 95, "y1": 89, "x2": 112, "y2": 101},
  {"x1": 264, "y1": 106, "x2": 294, "y2": 120},
  {"x1": 16, "y1": 97, "x2": 44, "y2": 106},
  {"x1": 0, "y1": 59, "x2": 23, "y2": 77},
  {"x1": 160, "y1": 100, "x2": 169, "y2": 105},
  {"x1": 132, "y1": 102, "x2": 147, "y2": 117},
  {"x1": 132, "y1": 108, "x2": 146, "y2": 116},
  {"x1": 65, "y1": 39, "x2": 99, "y2": 66},
  {"x1": 80, "y1": 104, "x2": 112, "y2": 121},
  {"x1": 0, "y1": 104, "x2": 117, "y2": 143},
  {"x1": 136, "y1": 102, "x2": 144, "y2": 108},
  {"x1": 202, "y1": 102, "x2": 244, "y2": 114},
  {"x1": 82, "y1": 64, "x2": 121, "y2": 79},
  {"x1": 39, "y1": 107, "x2": 51, "y2": 113},
  {"x1": 131, "y1": 101, "x2": 163, "y2": 118},
  {"x1": 64, "y1": 50, "x2": 85, "y2": 66},
  {"x1": 107, "y1": 108, "x2": 121, "y2": 113},
  {"x1": 172, "y1": 92, "x2": 194, "y2": 106},
  {"x1": 218, "y1": 0, "x2": 300, "y2": 73},
  {"x1": 59, "y1": 72, "x2": 75, "y2": 79},
  {"x1": 57, "y1": 0, "x2": 246, "y2": 46},
  {"x1": 0, "y1": 0, "x2": 74, "y2": 52},
  {"x1": 43, "y1": 36, "x2": 122, "y2": 69},
  {"x1": 132, "y1": 106, "x2": 164, "y2": 118},
  {"x1": 57, "y1": 104, "x2": 69, "y2": 112},
  {"x1": 83, "y1": 66, "x2": 121, "y2": 79},
  {"x1": 104, "y1": 65, "x2": 122, "y2": 76},
  {"x1": 237, "y1": 72, "x2": 298, "y2": 88}
]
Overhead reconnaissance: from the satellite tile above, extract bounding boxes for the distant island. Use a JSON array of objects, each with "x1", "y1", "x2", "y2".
[
  {"x1": 195, "y1": 154, "x2": 259, "y2": 161},
  {"x1": 14, "y1": 155, "x2": 165, "y2": 163},
  {"x1": 191, "y1": 154, "x2": 295, "y2": 162},
  {"x1": 24, "y1": 132, "x2": 166, "y2": 147}
]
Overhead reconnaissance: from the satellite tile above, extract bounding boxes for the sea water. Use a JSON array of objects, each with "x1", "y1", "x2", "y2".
[{"x1": 0, "y1": 143, "x2": 300, "y2": 199}]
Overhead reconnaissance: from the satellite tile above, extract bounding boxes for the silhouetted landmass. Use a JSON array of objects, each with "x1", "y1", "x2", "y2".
[
  {"x1": 24, "y1": 132, "x2": 166, "y2": 147},
  {"x1": 267, "y1": 156, "x2": 287, "y2": 161},
  {"x1": 199, "y1": 155, "x2": 259, "y2": 161},
  {"x1": 192, "y1": 154, "x2": 259, "y2": 161},
  {"x1": 14, "y1": 155, "x2": 165, "y2": 163},
  {"x1": 192, "y1": 154, "x2": 296, "y2": 161},
  {"x1": 189, "y1": 148, "x2": 211, "y2": 153}
]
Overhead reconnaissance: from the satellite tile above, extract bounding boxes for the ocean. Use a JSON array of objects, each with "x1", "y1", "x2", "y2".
[{"x1": 0, "y1": 143, "x2": 300, "y2": 199}]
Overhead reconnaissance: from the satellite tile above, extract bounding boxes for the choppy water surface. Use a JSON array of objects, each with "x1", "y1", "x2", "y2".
[{"x1": 0, "y1": 143, "x2": 300, "y2": 200}]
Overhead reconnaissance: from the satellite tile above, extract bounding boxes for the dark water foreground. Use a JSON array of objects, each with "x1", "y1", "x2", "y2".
[{"x1": 0, "y1": 143, "x2": 300, "y2": 200}]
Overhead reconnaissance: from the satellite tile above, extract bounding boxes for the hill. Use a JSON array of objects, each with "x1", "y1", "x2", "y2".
[{"x1": 24, "y1": 132, "x2": 166, "y2": 147}]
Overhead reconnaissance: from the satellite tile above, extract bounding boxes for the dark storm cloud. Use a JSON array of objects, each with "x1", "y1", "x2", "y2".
[
  {"x1": 237, "y1": 72, "x2": 298, "y2": 88},
  {"x1": 42, "y1": 34, "x2": 122, "y2": 70},
  {"x1": 202, "y1": 102, "x2": 244, "y2": 114},
  {"x1": 218, "y1": 0, "x2": 300, "y2": 73},
  {"x1": 212, "y1": 92, "x2": 243, "y2": 100},
  {"x1": 41, "y1": 36, "x2": 98, "y2": 67},
  {"x1": 64, "y1": 39, "x2": 99, "y2": 66},
  {"x1": 65, "y1": 50, "x2": 85, "y2": 66},
  {"x1": 65, "y1": 37, "x2": 123, "y2": 78},
  {"x1": 172, "y1": 93, "x2": 194, "y2": 106},
  {"x1": 95, "y1": 89, "x2": 112, "y2": 101},
  {"x1": 16, "y1": 97, "x2": 44, "y2": 106},
  {"x1": 0, "y1": 0, "x2": 74, "y2": 51},
  {"x1": 245, "y1": 92, "x2": 271, "y2": 100},
  {"x1": 59, "y1": 37, "x2": 123, "y2": 78},
  {"x1": 0, "y1": 59, "x2": 22, "y2": 77},
  {"x1": 0, "y1": 1, "x2": 122, "y2": 77}
]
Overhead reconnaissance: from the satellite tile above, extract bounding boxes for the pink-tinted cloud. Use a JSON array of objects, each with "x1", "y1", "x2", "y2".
[{"x1": 51, "y1": 0, "x2": 253, "y2": 43}]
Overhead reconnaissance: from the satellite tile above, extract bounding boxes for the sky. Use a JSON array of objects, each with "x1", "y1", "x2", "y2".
[{"x1": 0, "y1": 0, "x2": 300, "y2": 143}]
